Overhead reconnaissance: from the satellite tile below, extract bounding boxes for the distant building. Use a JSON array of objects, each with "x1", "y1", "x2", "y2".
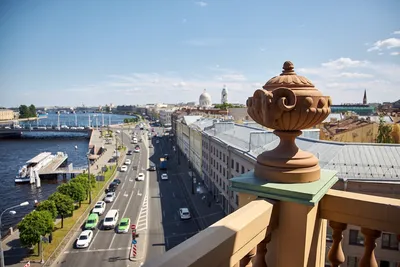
[
  {"x1": 331, "y1": 91, "x2": 376, "y2": 115},
  {"x1": 199, "y1": 89, "x2": 212, "y2": 107},
  {"x1": 116, "y1": 105, "x2": 136, "y2": 113},
  {"x1": 221, "y1": 85, "x2": 228, "y2": 104},
  {"x1": 159, "y1": 109, "x2": 175, "y2": 127},
  {"x1": 0, "y1": 109, "x2": 14, "y2": 121}
]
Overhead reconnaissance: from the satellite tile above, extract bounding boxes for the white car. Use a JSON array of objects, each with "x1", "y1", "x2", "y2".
[
  {"x1": 161, "y1": 173, "x2": 168, "y2": 180},
  {"x1": 120, "y1": 165, "x2": 128, "y2": 172},
  {"x1": 76, "y1": 230, "x2": 93, "y2": 248},
  {"x1": 92, "y1": 201, "x2": 106, "y2": 215},
  {"x1": 104, "y1": 192, "x2": 116, "y2": 203},
  {"x1": 125, "y1": 159, "x2": 131, "y2": 165},
  {"x1": 136, "y1": 173, "x2": 145, "y2": 181},
  {"x1": 179, "y1": 208, "x2": 191, "y2": 220},
  {"x1": 134, "y1": 147, "x2": 140, "y2": 153}
]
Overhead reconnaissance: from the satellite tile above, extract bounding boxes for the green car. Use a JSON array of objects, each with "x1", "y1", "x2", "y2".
[
  {"x1": 85, "y1": 213, "x2": 99, "y2": 230},
  {"x1": 117, "y1": 218, "x2": 131, "y2": 233}
]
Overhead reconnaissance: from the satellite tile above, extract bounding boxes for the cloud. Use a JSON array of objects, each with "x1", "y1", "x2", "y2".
[
  {"x1": 390, "y1": 51, "x2": 399, "y2": 56},
  {"x1": 215, "y1": 74, "x2": 247, "y2": 82},
  {"x1": 183, "y1": 38, "x2": 223, "y2": 47},
  {"x1": 392, "y1": 30, "x2": 400, "y2": 35},
  {"x1": 194, "y1": 1, "x2": 208, "y2": 7},
  {"x1": 298, "y1": 57, "x2": 400, "y2": 104},
  {"x1": 367, "y1": 37, "x2": 400, "y2": 52}
]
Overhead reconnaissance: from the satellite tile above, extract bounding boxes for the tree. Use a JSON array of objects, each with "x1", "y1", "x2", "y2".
[
  {"x1": 48, "y1": 192, "x2": 74, "y2": 228},
  {"x1": 29, "y1": 104, "x2": 36, "y2": 117},
  {"x1": 57, "y1": 182, "x2": 86, "y2": 207},
  {"x1": 36, "y1": 200, "x2": 58, "y2": 220},
  {"x1": 18, "y1": 210, "x2": 54, "y2": 247},
  {"x1": 376, "y1": 116, "x2": 393, "y2": 143},
  {"x1": 18, "y1": 105, "x2": 29, "y2": 118}
]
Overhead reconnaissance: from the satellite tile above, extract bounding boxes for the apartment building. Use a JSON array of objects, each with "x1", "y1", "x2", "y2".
[{"x1": 159, "y1": 109, "x2": 175, "y2": 127}]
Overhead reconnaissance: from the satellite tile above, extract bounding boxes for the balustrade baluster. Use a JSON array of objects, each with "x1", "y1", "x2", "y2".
[
  {"x1": 240, "y1": 247, "x2": 256, "y2": 267},
  {"x1": 327, "y1": 221, "x2": 347, "y2": 267},
  {"x1": 359, "y1": 227, "x2": 381, "y2": 267},
  {"x1": 253, "y1": 233, "x2": 271, "y2": 267}
]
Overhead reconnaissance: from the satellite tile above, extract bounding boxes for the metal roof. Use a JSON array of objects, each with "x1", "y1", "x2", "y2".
[
  {"x1": 27, "y1": 152, "x2": 52, "y2": 164},
  {"x1": 183, "y1": 116, "x2": 203, "y2": 125}
]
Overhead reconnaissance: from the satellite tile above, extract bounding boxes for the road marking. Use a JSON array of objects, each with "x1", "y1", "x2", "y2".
[
  {"x1": 124, "y1": 191, "x2": 129, "y2": 197},
  {"x1": 121, "y1": 182, "x2": 126, "y2": 189},
  {"x1": 65, "y1": 247, "x2": 131, "y2": 254}
]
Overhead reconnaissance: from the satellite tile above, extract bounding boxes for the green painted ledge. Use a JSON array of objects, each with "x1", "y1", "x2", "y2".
[{"x1": 230, "y1": 169, "x2": 338, "y2": 206}]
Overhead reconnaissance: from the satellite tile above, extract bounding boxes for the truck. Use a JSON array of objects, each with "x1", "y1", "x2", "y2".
[{"x1": 160, "y1": 158, "x2": 167, "y2": 170}]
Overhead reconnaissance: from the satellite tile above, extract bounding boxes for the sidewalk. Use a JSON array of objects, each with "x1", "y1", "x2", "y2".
[
  {"x1": 1, "y1": 130, "x2": 118, "y2": 267},
  {"x1": 172, "y1": 146, "x2": 225, "y2": 230}
]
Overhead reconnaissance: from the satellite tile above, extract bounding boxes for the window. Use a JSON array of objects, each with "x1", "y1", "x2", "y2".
[
  {"x1": 236, "y1": 162, "x2": 239, "y2": 172},
  {"x1": 347, "y1": 256, "x2": 358, "y2": 267},
  {"x1": 381, "y1": 233, "x2": 399, "y2": 250},
  {"x1": 231, "y1": 159, "x2": 234, "y2": 168},
  {"x1": 235, "y1": 195, "x2": 239, "y2": 205},
  {"x1": 241, "y1": 166, "x2": 245, "y2": 174},
  {"x1": 349, "y1": 229, "x2": 364, "y2": 246},
  {"x1": 223, "y1": 154, "x2": 225, "y2": 163}
]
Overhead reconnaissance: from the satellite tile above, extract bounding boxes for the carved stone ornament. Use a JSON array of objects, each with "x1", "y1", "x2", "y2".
[{"x1": 247, "y1": 61, "x2": 332, "y2": 183}]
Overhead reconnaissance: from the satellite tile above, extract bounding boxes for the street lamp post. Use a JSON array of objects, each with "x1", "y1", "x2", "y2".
[
  {"x1": 86, "y1": 153, "x2": 92, "y2": 204},
  {"x1": 0, "y1": 201, "x2": 29, "y2": 267}
]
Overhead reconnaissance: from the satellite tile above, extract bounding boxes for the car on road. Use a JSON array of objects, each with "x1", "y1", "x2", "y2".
[
  {"x1": 179, "y1": 208, "x2": 191, "y2": 220},
  {"x1": 149, "y1": 164, "x2": 156, "y2": 171},
  {"x1": 109, "y1": 181, "x2": 119, "y2": 188},
  {"x1": 161, "y1": 173, "x2": 168, "y2": 180},
  {"x1": 127, "y1": 150, "x2": 133, "y2": 155},
  {"x1": 117, "y1": 218, "x2": 131, "y2": 233},
  {"x1": 76, "y1": 230, "x2": 93, "y2": 248},
  {"x1": 136, "y1": 173, "x2": 145, "y2": 181},
  {"x1": 120, "y1": 165, "x2": 128, "y2": 172},
  {"x1": 92, "y1": 201, "x2": 106, "y2": 215},
  {"x1": 113, "y1": 179, "x2": 121, "y2": 185},
  {"x1": 134, "y1": 147, "x2": 140, "y2": 153},
  {"x1": 164, "y1": 154, "x2": 169, "y2": 160},
  {"x1": 84, "y1": 213, "x2": 99, "y2": 230},
  {"x1": 106, "y1": 184, "x2": 116, "y2": 193},
  {"x1": 125, "y1": 159, "x2": 131, "y2": 165},
  {"x1": 116, "y1": 130, "x2": 121, "y2": 134},
  {"x1": 104, "y1": 192, "x2": 116, "y2": 203},
  {"x1": 103, "y1": 209, "x2": 119, "y2": 230}
]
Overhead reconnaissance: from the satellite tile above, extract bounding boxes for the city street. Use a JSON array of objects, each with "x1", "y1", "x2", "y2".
[{"x1": 56, "y1": 128, "x2": 149, "y2": 267}]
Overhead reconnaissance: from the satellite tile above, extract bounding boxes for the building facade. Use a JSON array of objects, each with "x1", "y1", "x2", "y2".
[
  {"x1": 159, "y1": 109, "x2": 174, "y2": 127},
  {"x1": 0, "y1": 109, "x2": 14, "y2": 121}
]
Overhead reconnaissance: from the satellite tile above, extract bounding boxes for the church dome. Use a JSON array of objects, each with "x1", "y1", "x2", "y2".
[{"x1": 199, "y1": 89, "x2": 212, "y2": 107}]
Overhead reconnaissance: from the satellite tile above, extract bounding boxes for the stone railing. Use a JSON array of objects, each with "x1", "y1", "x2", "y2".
[
  {"x1": 143, "y1": 190, "x2": 400, "y2": 267},
  {"x1": 142, "y1": 199, "x2": 277, "y2": 267}
]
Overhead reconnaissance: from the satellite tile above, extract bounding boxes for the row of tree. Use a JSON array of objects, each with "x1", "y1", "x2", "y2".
[
  {"x1": 18, "y1": 173, "x2": 96, "y2": 248},
  {"x1": 18, "y1": 104, "x2": 37, "y2": 118},
  {"x1": 123, "y1": 117, "x2": 139, "y2": 123},
  {"x1": 214, "y1": 103, "x2": 244, "y2": 110}
]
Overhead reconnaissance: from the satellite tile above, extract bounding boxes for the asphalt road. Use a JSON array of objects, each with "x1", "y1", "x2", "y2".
[
  {"x1": 57, "y1": 127, "x2": 149, "y2": 267},
  {"x1": 146, "y1": 127, "x2": 201, "y2": 257}
]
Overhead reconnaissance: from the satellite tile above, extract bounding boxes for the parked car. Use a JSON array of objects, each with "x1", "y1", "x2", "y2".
[
  {"x1": 76, "y1": 230, "x2": 93, "y2": 248},
  {"x1": 117, "y1": 218, "x2": 131, "y2": 233},
  {"x1": 120, "y1": 165, "x2": 128, "y2": 172},
  {"x1": 161, "y1": 173, "x2": 168, "y2": 180},
  {"x1": 113, "y1": 179, "x2": 121, "y2": 185},
  {"x1": 104, "y1": 192, "x2": 116, "y2": 203},
  {"x1": 179, "y1": 208, "x2": 191, "y2": 220},
  {"x1": 84, "y1": 213, "x2": 99, "y2": 230},
  {"x1": 127, "y1": 150, "x2": 133, "y2": 155},
  {"x1": 149, "y1": 164, "x2": 156, "y2": 171},
  {"x1": 92, "y1": 201, "x2": 106, "y2": 215}
]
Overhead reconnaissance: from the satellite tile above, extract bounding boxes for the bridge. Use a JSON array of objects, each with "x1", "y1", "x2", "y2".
[{"x1": 0, "y1": 127, "x2": 93, "y2": 138}]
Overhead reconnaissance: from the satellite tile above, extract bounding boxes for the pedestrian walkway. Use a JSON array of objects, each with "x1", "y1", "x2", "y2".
[
  {"x1": 1, "y1": 130, "x2": 119, "y2": 267},
  {"x1": 172, "y1": 148, "x2": 225, "y2": 230}
]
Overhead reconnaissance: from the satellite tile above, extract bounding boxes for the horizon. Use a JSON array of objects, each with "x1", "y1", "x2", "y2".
[{"x1": 1, "y1": 0, "x2": 399, "y2": 107}]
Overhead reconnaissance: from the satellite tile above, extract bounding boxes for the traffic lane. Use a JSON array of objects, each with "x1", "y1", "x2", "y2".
[
  {"x1": 59, "y1": 248, "x2": 131, "y2": 267},
  {"x1": 157, "y1": 174, "x2": 200, "y2": 251}
]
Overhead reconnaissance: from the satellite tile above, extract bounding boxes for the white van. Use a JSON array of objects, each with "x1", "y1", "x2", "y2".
[
  {"x1": 132, "y1": 138, "x2": 138, "y2": 144},
  {"x1": 103, "y1": 209, "x2": 119, "y2": 230}
]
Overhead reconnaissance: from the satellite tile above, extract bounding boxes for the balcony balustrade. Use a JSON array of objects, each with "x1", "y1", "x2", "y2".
[{"x1": 143, "y1": 190, "x2": 400, "y2": 267}]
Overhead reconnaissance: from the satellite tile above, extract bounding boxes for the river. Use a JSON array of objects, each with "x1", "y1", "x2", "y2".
[{"x1": 0, "y1": 113, "x2": 134, "y2": 237}]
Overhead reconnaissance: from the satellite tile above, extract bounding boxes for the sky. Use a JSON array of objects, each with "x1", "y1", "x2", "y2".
[{"x1": 0, "y1": 0, "x2": 399, "y2": 107}]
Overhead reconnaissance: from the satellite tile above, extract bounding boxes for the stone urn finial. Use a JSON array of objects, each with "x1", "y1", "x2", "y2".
[{"x1": 247, "y1": 61, "x2": 332, "y2": 183}]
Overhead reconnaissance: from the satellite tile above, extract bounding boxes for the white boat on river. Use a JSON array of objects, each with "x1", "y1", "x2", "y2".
[{"x1": 15, "y1": 152, "x2": 56, "y2": 184}]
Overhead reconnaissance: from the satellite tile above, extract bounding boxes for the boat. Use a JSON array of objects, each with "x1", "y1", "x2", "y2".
[{"x1": 15, "y1": 152, "x2": 55, "y2": 183}]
